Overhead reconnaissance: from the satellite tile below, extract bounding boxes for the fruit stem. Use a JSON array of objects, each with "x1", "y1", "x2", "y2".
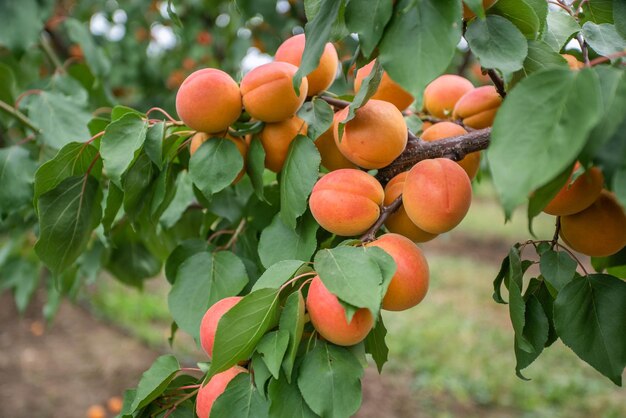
[
  {"x1": 360, "y1": 195, "x2": 403, "y2": 242},
  {"x1": 550, "y1": 217, "x2": 561, "y2": 250},
  {"x1": 487, "y1": 69, "x2": 507, "y2": 98}
]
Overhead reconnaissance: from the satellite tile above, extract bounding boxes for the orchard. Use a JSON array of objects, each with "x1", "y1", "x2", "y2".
[{"x1": 0, "y1": 1, "x2": 625, "y2": 417}]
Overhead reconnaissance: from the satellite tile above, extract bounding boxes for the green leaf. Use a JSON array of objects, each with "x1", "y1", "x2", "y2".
[
  {"x1": 34, "y1": 142, "x2": 101, "y2": 202},
  {"x1": 64, "y1": 18, "x2": 111, "y2": 77},
  {"x1": 0, "y1": 63, "x2": 16, "y2": 105},
  {"x1": 1, "y1": 258, "x2": 40, "y2": 312},
  {"x1": 145, "y1": 122, "x2": 165, "y2": 169},
  {"x1": 613, "y1": 168, "x2": 626, "y2": 210},
  {"x1": 247, "y1": 138, "x2": 266, "y2": 201},
  {"x1": 466, "y1": 15, "x2": 528, "y2": 73},
  {"x1": 258, "y1": 212, "x2": 318, "y2": 268},
  {"x1": 507, "y1": 247, "x2": 534, "y2": 353},
  {"x1": 582, "y1": 22, "x2": 626, "y2": 57},
  {"x1": 257, "y1": 330, "x2": 290, "y2": 379},
  {"x1": 209, "y1": 288, "x2": 281, "y2": 377},
  {"x1": 465, "y1": 0, "x2": 487, "y2": 20},
  {"x1": 543, "y1": 10, "x2": 581, "y2": 52},
  {"x1": 100, "y1": 113, "x2": 149, "y2": 188},
  {"x1": 581, "y1": 0, "x2": 614, "y2": 24},
  {"x1": 297, "y1": 342, "x2": 364, "y2": 418},
  {"x1": 168, "y1": 251, "x2": 248, "y2": 340},
  {"x1": 279, "y1": 291, "x2": 306, "y2": 382},
  {"x1": 279, "y1": 136, "x2": 320, "y2": 229},
  {"x1": 493, "y1": 254, "x2": 510, "y2": 304},
  {"x1": 615, "y1": 1, "x2": 626, "y2": 38},
  {"x1": 297, "y1": 99, "x2": 334, "y2": 141},
  {"x1": 160, "y1": 171, "x2": 195, "y2": 228},
  {"x1": 489, "y1": 0, "x2": 544, "y2": 39},
  {"x1": 122, "y1": 153, "x2": 154, "y2": 222},
  {"x1": 102, "y1": 183, "x2": 123, "y2": 233},
  {"x1": 0, "y1": 146, "x2": 36, "y2": 215},
  {"x1": 0, "y1": 0, "x2": 47, "y2": 51},
  {"x1": 35, "y1": 176, "x2": 102, "y2": 275},
  {"x1": 105, "y1": 237, "x2": 161, "y2": 287},
  {"x1": 251, "y1": 353, "x2": 272, "y2": 399},
  {"x1": 252, "y1": 260, "x2": 307, "y2": 291},
  {"x1": 345, "y1": 0, "x2": 393, "y2": 57},
  {"x1": 189, "y1": 138, "x2": 243, "y2": 199},
  {"x1": 268, "y1": 374, "x2": 317, "y2": 418},
  {"x1": 515, "y1": 40, "x2": 568, "y2": 81},
  {"x1": 527, "y1": 163, "x2": 572, "y2": 227},
  {"x1": 514, "y1": 295, "x2": 549, "y2": 379},
  {"x1": 378, "y1": 0, "x2": 462, "y2": 96},
  {"x1": 164, "y1": 239, "x2": 208, "y2": 284},
  {"x1": 540, "y1": 249, "x2": 577, "y2": 292},
  {"x1": 26, "y1": 91, "x2": 92, "y2": 149},
  {"x1": 130, "y1": 355, "x2": 180, "y2": 412},
  {"x1": 210, "y1": 373, "x2": 269, "y2": 418},
  {"x1": 554, "y1": 274, "x2": 626, "y2": 386},
  {"x1": 364, "y1": 316, "x2": 389, "y2": 373},
  {"x1": 488, "y1": 68, "x2": 601, "y2": 216}
]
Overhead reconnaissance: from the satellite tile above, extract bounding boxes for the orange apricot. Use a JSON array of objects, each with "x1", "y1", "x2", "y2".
[
  {"x1": 463, "y1": 0, "x2": 499, "y2": 19},
  {"x1": 196, "y1": 366, "x2": 247, "y2": 418},
  {"x1": 403, "y1": 158, "x2": 472, "y2": 234},
  {"x1": 190, "y1": 133, "x2": 248, "y2": 182},
  {"x1": 366, "y1": 233, "x2": 429, "y2": 311},
  {"x1": 333, "y1": 99, "x2": 407, "y2": 169},
  {"x1": 452, "y1": 86, "x2": 502, "y2": 129},
  {"x1": 259, "y1": 116, "x2": 307, "y2": 172},
  {"x1": 86, "y1": 405, "x2": 106, "y2": 418},
  {"x1": 309, "y1": 169, "x2": 384, "y2": 236},
  {"x1": 106, "y1": 397, "x2": 123, "y2": 414},
  {"x1": 469, "y1": 62, "x2": 492, "y2": 85},
  {"x1": 240, "y1": 62, "x2": 308, "y2": 122},
  {"x1": 560, "y1": 191, "x2": 626, "y2": 257},
  {"x1": 543, "y1": 164, "x2": 604, "y2": 216},
  {"x1": 314, "y1": 128, "x2": 356, "y2": 171},
  {"x1": 176, "y1": 68, "x2": 242, "y2": 133},
  {"x1": 306, "y1": 276, "x2": 374, "y2": 346},
  {"x1": 199, "y1": 296, "x2": 243, "y2": 358},
  {"x1": 423, "y1": 74, "x2": 474, "y2": 119},
  {"x1": 421, "y1": 122, "x2": 481, "y2": 179},
  {"x1": 354, "y1": 61, "x2": 414, "y2": 111},
  {"x1": 562, "y1": 54, "x2": 584, "y2": 70},
  {"x1": 274, "y1": 34, "x2": 339, "y2": 96}
]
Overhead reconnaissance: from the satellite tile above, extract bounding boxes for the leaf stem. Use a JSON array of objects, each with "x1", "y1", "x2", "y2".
[
  {"x1": 0, "y1": 99, "x2": 41, "y2": 133},
  {"x1": 40, "y1": 32, "x2": 65, "y2": 73},
  {"x1": 487, "y1": 69, "x2": 507, "y2": 98}
]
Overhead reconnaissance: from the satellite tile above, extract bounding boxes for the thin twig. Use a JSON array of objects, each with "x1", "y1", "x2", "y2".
[
  {"x1": 589, "y1": 50, "x2": 626, "y2": 66},
  {"x1": 217, "y1": 219, "x2": 247, "y2": 251},
  {"x1": 318, "y1": 96, "x2": 350, "y2": 109},
  {"x1": 360, "y1": 195, "x2": 403, "y2": 242},
  {"x1": 548, "y1": 0, "x2": 573, "y2": 15},
  {"x1": 550, "y1": 217, "x2": 561, "y2": 250},
  {"x1": 0, "y1": 99, "x2": 41, "y2": 133},
  {"x1": 40, "y1": 33, "x2": 65, "y2": 73},
  {"x1": 487, "y1": 69, "x2": 507, "y2": 98},
  {"x1": 576, "y1": 34, "x2": 590, "y2": 66}
]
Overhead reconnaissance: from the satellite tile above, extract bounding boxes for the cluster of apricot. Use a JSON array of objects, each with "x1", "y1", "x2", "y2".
[{"x1": 542, "y1": 164, "x2": 626, "y2": 257}]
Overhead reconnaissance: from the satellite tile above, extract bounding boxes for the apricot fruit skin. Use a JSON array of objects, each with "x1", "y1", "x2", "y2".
[
  {"x1": 560, "y1": 191, "x2": 626, "y2": 257},
  {"x1": 383, "y1": 172, "x2": 438, "y2": 243},
  {"x1": 314, "y1": 128, "x2": 356, "y2": 171},
  {"x1": 333, "y1": 99, "x2": 407, "y2": 169},
  {"x1": 403, "y1": 158, "x2": 472, "y2": 234},
  {"x1": 463, "y1": 0, "x2": 499, "y2": 19},
  {"x1": 190, "y1": 132, "x2": 248, "y2": 182},
  {"x1": 543, "y1": 165, "x2": 604, "y2": 216},
  {"x1": 199, "y1": 296, "x2": 243, "y2": 358},
  {"x1": 421, "y1": 122, "x2": 481, "y2": 180},
  {"x1": 309, "y1": 169, "x2": 384, "y2": 236},
  {"x1": 366, "y1": 233, "x2": 430, "y2": 311},
  {"x1": 354, "y1": 61, "x2": 414, "y2": 111},
  {"x1": 240, "y1": 62, "x2": 308, "y2": 122},
  {"x1": 452, "y1": 86, "x2": 502, "y2": 129},
  {"x1": 195, "y1": 366, "x2": 247, "y2": 418},
  {"x1": 259, "y1": 116, "x2": 307, "y2": 172},
  {"x1": 175, "y1": 68, "x2": 242, "y2": 133},
  {"x1": 423, "y1": 74, "x2": 474, "y2": 119},
  {"x1": 275, "y1": 34, "x2": 339, "y2": 96},
  {"x1": 306, "y1": 276, "x2": 374, "y2": 346},
  {"x1": 562, "y1": 54, "x2": 584, "y2": 70}
]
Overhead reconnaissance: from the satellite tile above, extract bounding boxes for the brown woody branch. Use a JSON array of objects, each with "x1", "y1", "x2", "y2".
[
  {"x1": 487, "y1": 69, "x2": 507, "y2": 98},
  {"x1": 360, "y1": 195, "x2": 403, "y2": 242}
]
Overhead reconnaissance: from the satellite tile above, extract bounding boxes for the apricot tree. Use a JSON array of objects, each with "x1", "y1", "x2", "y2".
[{"x1": 0, "y1": 1, "x2": 625, "y2": 417}]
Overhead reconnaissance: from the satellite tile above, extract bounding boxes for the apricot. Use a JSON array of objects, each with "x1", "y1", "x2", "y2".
[
  {"x1": 354, "y1": 61, "x2": 414, "y2": 111},
  {"x1": 259, "y1": 116, "x2": 307, "y2": 172},
  {"x1": 196, "y1": 366, "x2": 247, "y2": 418},
  {"x1": 423, "y1": 74, "x2": 474, "y2": 118},
  {"x1": 314, "y1": 128, "x2": 356, "y2": 171},
  {"x1": 463, "y1": 0, "x2": 499, "y2": 19},
  {"x1": 562, "y1": 54, "x2": 584, "y2": 70},
  {"x1": 306, "y1": 276, "x2": 374, "y2": 346},
  {"x1": 366, "y1": 233, "x2": 429, "y2": 311},
  {"x1": 274, "y1": 34, "x2": 339, "y2": 96},
  {"x1": 106, "y1": 397, "x2": 123, "y2": 414},
  {"x1": 86, "y1": 405, "x2": 106, "y2": 418},
  {"x1": 309, "y1": 169, "x2": 384, "y2": 236},
  {"x1": 403, "y1": 158, "x2": 472, "y2": 234},
  {"x1": 383, "y1": 172, "x2": 438, "y2": 243},
  {"x1": 333, "y1": 99, "x2": 407, "y2": 169},
  {"x1": 421, "y1": 122, "x2": 481, "y2": 179},
  {"x1": 240, "y1": 62, "x2": 308, "y2": 122},
  {"x1": 560, "y1": 191, "x2": 626, "y2": 257},
  {"x1": 176, "y1": 68, "x2": 242, "y2": 133},
  {"x1": 190, "y1": 133, "x2": 248, "y2": 182},
  {"x1": 452, "y1": 86, "x2": 502, "y2": 129},
  {"x1": 200, "y1": 296, "x2": 243, "y2": 358},
  {"x1": 543, "y1": 164, "x2": 604, "y2": 216}
]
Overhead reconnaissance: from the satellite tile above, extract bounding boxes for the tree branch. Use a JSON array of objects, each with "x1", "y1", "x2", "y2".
[
  {"x1": 487, "y1": 69, "x2": 506, "y2": 98},
  {"x1": 360, "y1": 195, "x2": 403, "y2": 242},
  {"x1": 0, "y1": 99, "x2": 41, "y2": 133}
]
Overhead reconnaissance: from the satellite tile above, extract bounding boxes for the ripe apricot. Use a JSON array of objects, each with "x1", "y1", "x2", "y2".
[
  {"x1": 190, "y1": 133, "x2": 248, "y2": 182},
  {"x1": 423, "y1": 74, "x2": 474, "y2": 118},
  {"x1": 421, "y1": 122, "x2": 481, "y2": 179},
  {"x1": 403, "y1": 158, "x2": 472, "y2": 234},
  {"x1": 562, "y1": 54, "x2": 584, "y2": 70},
  {"x1": 86, "y1": 405, "x2": 105, "y2": 418},
  {"x1": 196, "y1": 366, "x2": 247, "y2": 418},
  {"x1": 259, "y1": 116, "x2": 307, "y2": 172},
  {"x1": 366, "y1": 233, "x2": 429, "y2": 311},
  {"x1": 333, "y1": 99, "x2": 407, "y2": 169},
  {"x1": 240, "y1": 62, "x2": 308, "y2": 122},
  {"x1": 354, "y1": 61, "x2": 414, "y2": 111},
  {"x1": 560, "y1": 191, "x2": 626, "y2": 257},
  {"x1": 452, "y1": 86, "x2": 502, "y2": 129},
  {"x1": 543, "y1": 164, "x2": 604, "y2": 216},
  {"x1": 107, "y1": 397, "x2": 123, "y2": 414},
  {"x1": 274, "y1": 34, "x2": 339, "y2": 96},
  {"x1": 306, "y1": 276, "x2": 374, "y2": 346},
  {"x1": 383, "y1": 172, "x2": 438, "y2": 243},
  {"x1": 176, "y1": 68, "x2": 242, "y2": 133},
  {"x1": 200, "y1": 296, "x2": 243, "y2": 358},
  {"x1": 314, "y1": 128, "x2": 356, "y2": 171},
  {"x1": 463, "y1": 0, "x2": 499, "y2": 19},
  {"x1": 309, "y1": 169, "x2": 384, "y2": 236}
]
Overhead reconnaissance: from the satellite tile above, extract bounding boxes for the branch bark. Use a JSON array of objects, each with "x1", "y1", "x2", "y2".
[{"x1": 360, "y1": 195, "x2": 403, "y2": 242}]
